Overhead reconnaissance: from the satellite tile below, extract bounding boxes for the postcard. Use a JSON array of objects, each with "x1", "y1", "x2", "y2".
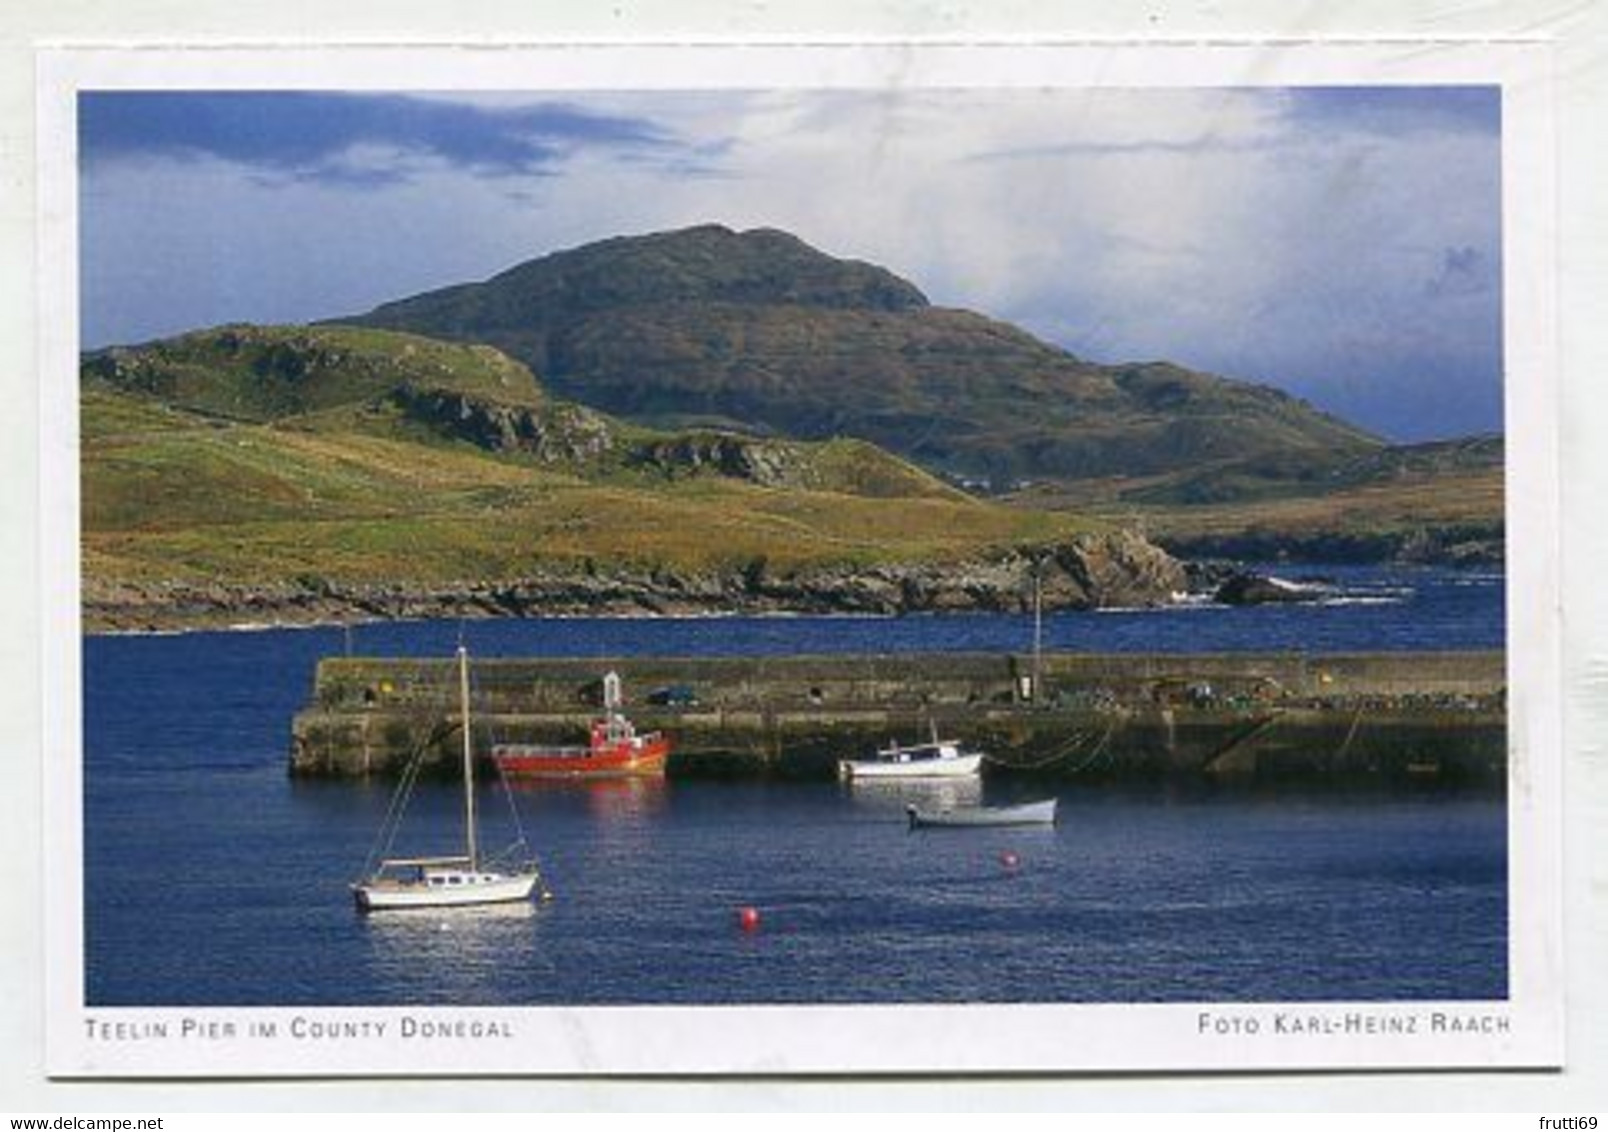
[{"x1": 37, "y1": 39, "x2": 1563, "y2": 1077}]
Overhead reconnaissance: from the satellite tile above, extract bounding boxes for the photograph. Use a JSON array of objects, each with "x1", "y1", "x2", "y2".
[{"x1": 37, "y1": 40, "x2": 1566, "y2": 1078}]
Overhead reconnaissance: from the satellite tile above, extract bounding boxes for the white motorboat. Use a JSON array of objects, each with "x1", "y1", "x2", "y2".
[
  {"x1": 906, "y1": 797, "x2": 1058, "y2": 828},
  {"x1": 353, "y1": 646, "x2": 548, "y2": 912},
  {"x1": 838, "y1": 727, "x2": 984, "y2": 781}
]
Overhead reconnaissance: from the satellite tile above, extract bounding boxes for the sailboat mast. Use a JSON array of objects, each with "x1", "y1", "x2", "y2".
[
  {"x1": 458, "y1": 644, "x2": 478, "y2": 870},
  {"x1": 1032, "y1": 560, "x2": 1044, "y2": 704}
]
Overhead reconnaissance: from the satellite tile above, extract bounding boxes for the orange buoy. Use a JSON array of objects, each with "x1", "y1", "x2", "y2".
[
  {"x1": 999, "y1": 850, "x2": 1021, "y2": 871},
  {"x1": 738, "y1": 906, "x2": 761, "y2": 932}
]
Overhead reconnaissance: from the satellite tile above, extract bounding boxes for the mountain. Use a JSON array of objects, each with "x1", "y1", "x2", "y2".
[
  {"x1": 81, "y1": 324, "x2": 1193, "y2": 629},
  {"x1": 339, "y1": 224, "x2": 1383, "y2": 485}
]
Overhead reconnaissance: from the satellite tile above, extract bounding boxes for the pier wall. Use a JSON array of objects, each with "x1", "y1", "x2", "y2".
[{"x1": 289, "y1": 651, "x2": 1505, "y2": 784}]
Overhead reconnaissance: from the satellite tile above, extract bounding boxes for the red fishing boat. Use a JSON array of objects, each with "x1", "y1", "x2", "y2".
[{"x1": 492, "y1": 672, "x2": 672, "y2": 779}]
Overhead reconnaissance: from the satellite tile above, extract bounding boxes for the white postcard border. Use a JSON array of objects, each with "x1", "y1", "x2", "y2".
[{"x1": 37, "y1": 39, "x2": 1564, "y2": 1078}]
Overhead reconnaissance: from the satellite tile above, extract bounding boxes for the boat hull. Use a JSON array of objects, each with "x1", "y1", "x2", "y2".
[
  {"x1": 838, "y1": 752, "x2": 983, "y2": 780},
  {"x1": 493, "y1": 714, "x2": 672, "y2": 779},
  {"x1": 493, "y1": 740, "x2": 670, "y2": 779},
  {"x1": 907, "y1": 799, "x2": 1058, "y2": 828},
  {"x1": 353, "y1": 869, "x2": 541, "y2": 911}
]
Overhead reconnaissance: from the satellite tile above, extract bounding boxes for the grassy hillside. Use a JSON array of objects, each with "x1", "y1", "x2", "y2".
[
  {"x1": 84, "y1": 324, "x2": 550, "y2": 420},
  {"x1": 82, "y1": 328, "x2": 1088, "y2": 591},
  {"x1": 1013, "y1": 436, "x2": 1504, "y2": 563}
]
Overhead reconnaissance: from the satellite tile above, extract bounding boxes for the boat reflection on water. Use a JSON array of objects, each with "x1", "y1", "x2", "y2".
[
  {"x1": 841, "y1": 775, "x2": 983, "y2": 818},
  {"x1": 505, "y1": 773, "x2": 669, "y2": 822},
  {"x1": 358, "y1": 898, "x2": 540, "y2": 926},
  {"x1": 358, "y1": 898, "x2": 553, "y2": 1001}
]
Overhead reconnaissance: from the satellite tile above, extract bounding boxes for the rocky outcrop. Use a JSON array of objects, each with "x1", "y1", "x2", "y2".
[
  {"x1": 1051, "y1": 529, "x2": 1190, "y2": 609},
  {"x1": 749, "y1": 532, "x2": 1185, "y2": 614},
  {"x1": 1213, "y1": 571, "x2": 1326, "y2": 606},
  {"x1": 389, "y1": 383, "x2": 618, "y2": 463},
  {"x1": 626, "y1": 433, "x2": 809, "y2": 488},
  {"x1": 83, "y1": 530, "x2": 1187, "y2": 632},
  {"x1": 390, "y1": 386, "x2": 949, "y2": 494}
]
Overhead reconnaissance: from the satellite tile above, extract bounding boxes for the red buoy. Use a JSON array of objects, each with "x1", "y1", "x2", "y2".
[
  {"x1": 738, "y1": 906, "x2": 761, "y2": 932},
  {"x1": 999, "y1": 850, "x2": 1021, "y2": 871}
]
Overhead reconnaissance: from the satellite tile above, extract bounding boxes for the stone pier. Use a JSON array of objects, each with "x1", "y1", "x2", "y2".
[{"x1": 288, "y1": 650, "x2": 1506, "y2": 785}]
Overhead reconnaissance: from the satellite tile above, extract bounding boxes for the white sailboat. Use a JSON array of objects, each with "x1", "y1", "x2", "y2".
[{"x1": 353, "y1": 646, "x2": 547, "y2": 912}]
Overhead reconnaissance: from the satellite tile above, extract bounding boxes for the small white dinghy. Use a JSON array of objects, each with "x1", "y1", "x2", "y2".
[{"x1": 906, "y1": 797, "x2": 1058, "y2": 829}]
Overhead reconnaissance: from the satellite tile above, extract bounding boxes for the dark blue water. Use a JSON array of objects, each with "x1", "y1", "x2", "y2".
[{"x1": 84, "y1": 565, "x2": 1507, "y2": 1006}]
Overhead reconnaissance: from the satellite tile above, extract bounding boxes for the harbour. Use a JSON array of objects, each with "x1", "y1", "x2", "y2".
[{"x1": 83, "y1": 568, "x2": 1510, "y2": 1007}]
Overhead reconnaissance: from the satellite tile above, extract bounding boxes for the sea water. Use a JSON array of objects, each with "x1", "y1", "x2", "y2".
[{"x1": 83, "y1": 564, "x2": 1506, "y2": 1006}]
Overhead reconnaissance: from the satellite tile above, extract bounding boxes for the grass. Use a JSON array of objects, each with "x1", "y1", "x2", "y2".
[
  {"x1": 83, "y1": 386, "x2": 1097, "y2": 589},
  {"x1": 84, "y1": 323, "x2": 550, "y2": 422},
  {"x1": 1022, "y1": 465, "x2": 1504, "y2": 546},
  {"x1": 81, "y1": 321, "x2": 1501, "y2": 595}
]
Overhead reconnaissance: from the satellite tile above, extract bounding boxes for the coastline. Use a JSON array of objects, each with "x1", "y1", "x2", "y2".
[
  {"x1": 80, "y1": 527, "x2": 1188, "y2": 634},
  {"x1": 79, "y1": 548, "x2": 1500, "y2": 637}
]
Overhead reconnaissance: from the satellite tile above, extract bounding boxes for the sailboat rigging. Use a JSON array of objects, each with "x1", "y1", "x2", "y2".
[{"x1": 352, "y1": 645, "x2": 549, "y2": 911}]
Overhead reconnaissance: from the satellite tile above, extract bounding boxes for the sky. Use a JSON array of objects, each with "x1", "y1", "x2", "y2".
[{"x1": 78, "y1": 86, "x2": 1503, "y2": 441}]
